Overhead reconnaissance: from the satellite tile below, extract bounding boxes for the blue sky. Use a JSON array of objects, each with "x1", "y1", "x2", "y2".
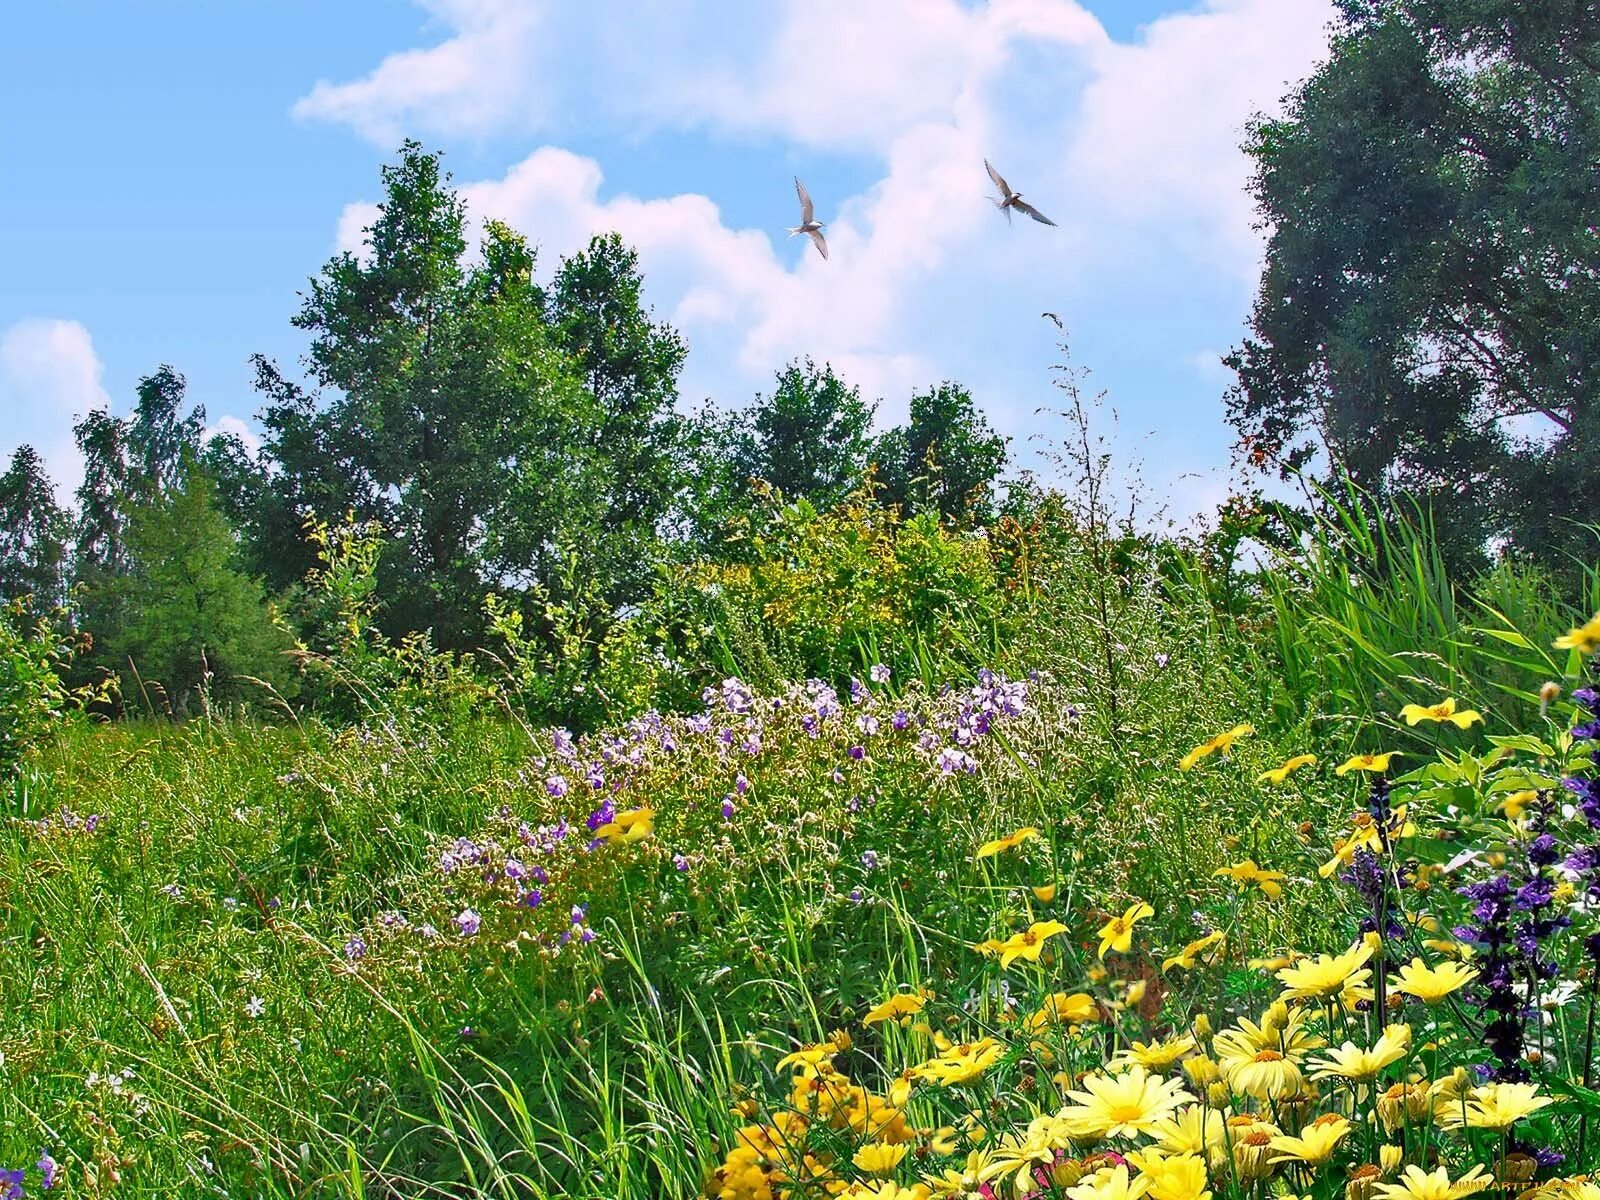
[{"x1": 0, "y1": 0, "x2": 1334, "y2": 520}]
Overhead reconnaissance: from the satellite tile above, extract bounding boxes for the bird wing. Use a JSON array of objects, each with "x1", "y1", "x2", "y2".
[
  {"x1": 806, "y1": 227, "x2": 829, "y2": 260},
  {"x1": 984, "y1": 159, "x2": 1012, "y2": 199},
  {"x1": 794, "y1": 176, "x2": 814, "y2": 225},
  {"x1": 1014, "y1": 199, "x2": 1056, "y2": 227}
]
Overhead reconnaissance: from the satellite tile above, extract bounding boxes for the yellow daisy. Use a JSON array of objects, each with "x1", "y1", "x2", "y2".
[
  {"x1": 863, "y1": 991, "x2": 930, "y2": 1026},
  {"x1": 1212, "y1": 860, "x2": 1286, "y2": 899},
  {"x1": 1178, "y1": 724, "x2": 1254, "y2": 771},
  {"x1": 1554, "y1": 613, "x2": 1600, "y2": 655},
  {"x1": 1393, "y1": 958, "x2": 1478, "y2": 1004},
  {"x1": 1163, "y1": 930, "x2": 1226, "y2": 972},
  {"x1": 1337, "y1": 752, "x2": 1400, "y2": 776},
  {"x1": 1399, "y1": 697, "x2": 1482, "y2": 729},
  {"x1": 977, "y1": 826, "x2": 1040, "y2": 859},
  {"x1": 1098, "y1": 901, "x2": 1155, "y2": 959},
  {"x1": 1257, "y1": 753, "x2": 1317, "y2": 784},
  {"x1": 1276, "y1": 942, "x2": 1374, "y2": 1000},
  {"x1": 1058, "y1": 1066, "x2": 1194, "y2": 1139}
]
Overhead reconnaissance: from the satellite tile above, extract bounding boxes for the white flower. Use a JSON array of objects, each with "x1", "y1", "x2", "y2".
[{"x1": 245, "y1": 996, "x2": 266, "y2": 1019}]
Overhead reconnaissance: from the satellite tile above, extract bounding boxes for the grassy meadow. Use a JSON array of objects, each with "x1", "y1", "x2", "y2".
[{"x1": 5, "y1": 489, "x2": 1600, "y2": 1199}]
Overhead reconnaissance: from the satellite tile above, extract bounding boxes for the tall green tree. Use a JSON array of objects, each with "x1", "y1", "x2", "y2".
[
  {"x1": 1226, "y1": 0, "x2": 1600, "y2": 567},
  {"x1": 874, "y1": 382, "x2": 1008, "y2": 525},
  {"x1": 128, "y1": 365, "x2": 206, "y2": 498},
  {"x1": 72, "y1": 408, "x2": 130, "y2": 581},
  {"x1": 734, "y1": 358, "x2": 876, "y2": 509},
  {"x1": 261, "y1": 143, "x2": 679, "y2": 646},
  {"x1": 0, "y1": 445, "x2": 69, "y2": 612},
  {"x1": 111, "y1": 460, "x2": 289, "y2": 710}
]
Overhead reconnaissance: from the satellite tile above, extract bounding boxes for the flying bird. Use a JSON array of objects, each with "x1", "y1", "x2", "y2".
[
  {"x1": 1041, "y1": 311, "x2": 1063, "y2": 329},
  {"x1": 788, "y1": 177, "x2": 828, "y2": 260},
  {"x1": 986, "y1": 159, "x2": 1056, "y2": 226}
]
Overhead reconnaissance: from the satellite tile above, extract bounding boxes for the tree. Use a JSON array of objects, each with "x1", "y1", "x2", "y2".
[
  {"x1": 261, "y1": 142, "x2": 656, "y2": 647},
  {"x1": 127, "y1": 365, "x2": 206, "y2": 498},
  {"x1": 111, "y1": 460, "x2": 289, "y2": 710},
  {"x1": 734, "y1": 358, "x2": 876, "y2": 509},
  {"x1": 874, "y1": 382, "x2": 1008, "y2": 525},
  {"x1": 0, "y1": 446, "x2": 69, "y2": 612},
  {"x1": 72, "y1": 407, "x2": 130, "y2": 580},
  {"x1": 1226, "y1": 0, "x2": 1600, "y2": 567}
]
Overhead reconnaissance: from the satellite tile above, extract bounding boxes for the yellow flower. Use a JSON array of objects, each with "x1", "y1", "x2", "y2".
[
  {"x1": 863, "y1": 991, "x2": 929, "y2": 1027},
  {"x1": 1068, "y1": 1165, "x2": 1154, "y2": 1200},
  {"x1": 1130, "y1": 1151, "x2": 1210, "y2": 1200},
  {"x1": 1151, "y1": 1105, "x2": 1228, "y2": 1168},
  {"x1": 1276, "y1": 941, "x2": 1374, "y2": 1000},
  {"x1": 1374, "y1": 1164, "x2": 1490, "y2": 1200},
  {"x1": 1116, "y1": 1035, "x2": 1197, "y2": 1072},
  {"x1": 1163, "y1": 931, "x2": 1225, "y2": 973},
  {"x1": 1211, "y1": 1002, "x2": 1323, "y2": 1061},
  {"x1": 593, "y1": 806, "x2": 654, "y2": 844},
  {"x1": 1098, "y1": 901, "x2": 1155, "y2": 959},
  {"x1": 1554, "y1": 613, "x2": 1600, "y2": 655},
  {"x1": 1499, "y1": 790, "x2": 1538, "y2": 820},
  {"x1": 1179, "y1": 724, "x2": 1254, "y2": 771},
  {"x1": 1212, "y1": 860, "x2": 1286, "y2": 899},
  {"x1": 1025, "y1": 991, "x2": 1100, "y2": 1035},
  {"x1": 1337, "y1": 752, "x2": 1400, "y2": 776},
  {"x1": 775, "y1": 1043, "x2": 837, "y2": 1073},
  {"x1": 1309, "y1": 1024, "x2": 1411, "y2": 1084},
  {"x1": 853, "y1": 1142, "x2": 909, "y2": 1176},
  {"x1": 839, "y1": 1182, "x2": 932, "y2": 1200},
  {"x1": 1257, "y1": 753, "x2": 1316, "y2": 784},
  {"x1": 1033, "y1": 883, "x2": 1058, "y2": 902},
  {"x1": 989, "y1": 920, "x2": 1069, "y2": 969},
  {"x1": 1221, "y1": 1048, "x2": 1302, "y2": 1101},
  {"x1": 977, "y1": 826, "x2": 1040, "y2": 859},
  {"x1": 1439, "y1": 1082, "x2": 1552, "y2": 1132},
  {"x1": 1058, "y1": 1066, "x2": 1195, "y2": 1139},
  {"x1": 1268, "y1": 1113, "x2": 1352, "y2": 1165},
  {"x1": 1399, "y1": 698, "x2": 1482, "y2": 729},
  {"x1": 911, "y1": 1037, "x2": 1004, "y2": 1087},
  {"x1": 1393, "y1": 958, "x2": 1478, "y2": 1004}
]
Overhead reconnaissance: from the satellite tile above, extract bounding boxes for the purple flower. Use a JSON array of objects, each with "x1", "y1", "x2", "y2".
[
  {"x1": 579, "y1": 926, "x2": 597, "y2": 944},
  {"x1": 552, "y1": 728, "x2": 575, "y2": 756},
  {"x1": 454, "y1": 908, "x2": 481, "y2": 937},
  {"x1": 860, "y1": 850, "x2": 879, "y2": 871},
  {"x1": 521, "y1": 889, "x2": 542, "y2": 909},
  {"x1": 570, "y1": 903, "x2": 587, "y2": 925},
  {"x1": 673, "y1": 854, "x2": 690, "y2": 871},
  {"x1": 1, "y1": 1169, "x2": 22, "y2": 1200},
  {"x1": 848, "y1": 888, "x2": 864, "y2": 905},
  {"x1": 850, "y1": 677, "x2": 868, "y2": 704},
  {"x1": 1154, "y1": 652, "x2": 1170, "y2": 669},
  {"x1": 892, "y1": 710, "x2": 911, "y2": 730},
  {"x1": 937, "y1": 746, "x2": 977, "y2": 775},
  {"x1": 735, "y1": 772, "x2": 750, "y2": 795},
  {"x1": 546, "y1": 775, "x2": 569, "y2": 798},
  {"x1": 505, "y1": 858, "x2": 528, "y2": 880},
  {"x1": 848, "y1": 745, "x2": 865, "y2": 761},
  {"x1": 343, "y1": 935, "x2": 367, "y2": 961},
  {"x1": 870, "y1": 663, "x2": 891, "y2": 684},
  {"x1": 856, "y1": 714, "x2": 880, "y2": 736},
  {"x1": 586, "y1": 800, "x2": 616, "y2": 831},
  {"x1": 721, "y1": 797, "x2": 736, "y2": 820},
  {"x1": 37, "y1": 1153, "x2": 56, "y2": 1191}
]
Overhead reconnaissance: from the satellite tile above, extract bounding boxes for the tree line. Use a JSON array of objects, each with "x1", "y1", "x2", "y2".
[{"x1": 0, "y1": 144, "x2": 1008, "y2": 709}]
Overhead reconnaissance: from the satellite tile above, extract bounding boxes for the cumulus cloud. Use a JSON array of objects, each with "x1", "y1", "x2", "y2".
[
  {"x1": 0, "y1": 318, "x2": 111, "y2": 496},
  {"x1": 307, "y1": 0, "x2": 1336, "y2": 516}
]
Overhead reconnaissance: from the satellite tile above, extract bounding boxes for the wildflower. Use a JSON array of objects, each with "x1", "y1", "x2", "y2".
[
  {"x1": 838, "y1": 1183, "x2": 931, "y2": 1200},
  {"x1": 1225, "y1": 1116, "x2": 1280, "y2": 1182},
  {"x1": 1178, "y1": 724, "x2": 1254, "y2": 771},
  {"x1": 1373, "y1": 1164, "x2": 1490, "y2": 1200},
  {"x1": 343, "y1": 935, "x2": 367, "y2": 961},
  {"x1": 1376, "y1": 1081, "x2": 1433, "y2": 1132},
  {"x1": 1257, "y1": 753, "x2": 1316, "y2": 784},
  {"x1": 987, "y1": 920, "x2": 1069, "y2": 969},
  {"x1": 721, "y1": 797, "x2": 736, "y2": 819},
  {"x1": 937, "y1": 746, "x2": 977, "y2": 774},
  {"x1": 454, "y1": 908, "x2": 481, "y2": 937},
  {"x1": 0, "y1": 1171, "x2": 22, "y2": 1200},
  {"x1": 870, "y1": 663, "x2": 892, "y2": 683},
  {"x1": 861, "y1": 850, "x2": 880, "y2": 871},
  {"x1": 545, "y1": 774, "x2": 568, "y2": 798},
  {"x1": 1059, "y1": 1066, "x2": 1194, "y2": 1139},
  {"x1": 1308, "y1": 1024, "x2": 1411, "y2": 1084},
  {"x1": 1025, "y1": 991, "x2": 1100, "y2": 1034},
  {"x1": 1162, "y1": 931, "x2": 1225, "y2": 972},
  {"x1": 594, "y1": 806, "x2": 653, "y2": 845},
  {"x1": 911, "y1": 1037, "x2": 1004, "y2": 1086},
  {"x1": 1399, "y1": 698, "x2": 1482, "y2": 728},
  {"x1": 1221, "y1": 1048, "x2": 1302, "y2": 1101},
  {"x1": 977, "y1": 826, "x2": 1040, "y2": 858},
  {"x1": 1132, "y1": 1151, "x2": 1209, "y2": 1200},
  {"x1": 520, "y1": 888, "x2": 542, "y2": 908},
  {"x1": 1275, "y1": 941, "x2": 1373, "y2": 1000},
  {"x1": 1499, "y1": 789, "x2": 1538, "y2": 819},
  {"x1": 1393, "y1": 957, "x2": 1477, "y2": 1004},
  {"x1": 1554, "y1": 613, "x2": 1600, "y2": 655},
  {"x1": 1439, "y1": 1081, "x2": 1552, "y2": 1132},
  {"x1": 1337, "y1": 752, "x2": 1400, "y2": 776},
  {"x1": 245, "y1": 995, "x2": 265, "y2": 1018},
  {"x1": 1098, "y1": 901, "x2": 1155, "y2": 959},
  {"x1": 1067, "y1": 1165, "x2": 1153, "y2": 1200},
  {"x1": 672, "y1": 854, "x2": 690, "y2": 871},
  {"x1": 864, "y1": 992, "x2": 928, "y2": 1027},
  {"x1": 1268, "y1": 1113, "x2": 1351, "y2": 1165},
  {"x1": 37, "y1": 1153, "x2": 56, "y2": 1191},
  {"x1": 853, "y1": 1142, "x2": 908, "y2": 1176},
  {"x1": 1034, "y1": 883, "x2": 1058, "y2": 902},
  {"x1": 1116, "y1": 1034, "x2": 1196, "y2": 1071},
  {"x1": 1212, "y1": 860, "x2": 1285, "y2": 899}
]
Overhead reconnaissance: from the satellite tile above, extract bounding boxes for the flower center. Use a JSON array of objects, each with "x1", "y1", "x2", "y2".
[
  {"x1": 1253, "y1": 1050, "x2": 1285, "y2": 1062},
  {"x1": 1108, "y1": 1103, "x2": 1145, "y2": 1124}
]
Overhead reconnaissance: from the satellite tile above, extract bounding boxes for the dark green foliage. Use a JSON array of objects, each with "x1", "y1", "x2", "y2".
[
  {"x1": 873, "y1": 381, "x2": 1009, "y2": 525},
  {"x1": 0, "y1": 446, "x2": 69, "y2": 613},
  {"x1": 108, "y1": 460, "x2": 290, "y2": 710},
  {"x1": 1228, "y1": 0, "x2": 1600, "y2": 569},
  {"x1": 731, "y1": 357, "x2": 876, "y2": 509}
]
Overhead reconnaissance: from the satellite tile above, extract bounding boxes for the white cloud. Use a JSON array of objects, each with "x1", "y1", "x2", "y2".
[
  {"x1": 0, "y1": 318, "x2": 111, "y2": 496},
  {"x1": 308, "y1": 0, "x2": 1336, "y2": 516},
  {"x1": 205, "y1": 415, "x2": 263, "y2": 458}
]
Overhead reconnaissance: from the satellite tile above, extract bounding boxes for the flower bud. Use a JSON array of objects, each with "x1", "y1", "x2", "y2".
[
  {"x1": 1182, "y1": 1055, "x2": 1221, "y2": 1090},
  {"x1": 1379, "y1": 1145, "x2": 1403, "y2": 1176},
  {"x1": 1540, "y1": 681, "x2": 1561, "y2": 715},
  {"x1": 1377, "y1": 1081, "x2": 1432, "y2": 1132},
  {"x1": 1346, "y1": 1164, "x2": 1382, "y2": 1200},
  {"x1": 1206, "y1": 1081, "x2": 1232, "y2": 1108},
  {"x1": 1192, "y1": 1013, "x2": 1213, "y2": 1040}
]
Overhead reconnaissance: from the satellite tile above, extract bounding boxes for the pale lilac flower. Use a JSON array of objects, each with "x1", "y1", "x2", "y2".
[
  {"x1": 850, "y1": 677, "x2": 867, "y2": 704},
  {"x1": 546, "y1": 775, "x2": 568, "y2": 798},
  {"x1": 937, "y1": 746, "x2": 977, "y2": 775},
  {"x1": 860, "y1": 850, "x2": 879, "y2": 871},
  {"x1": 848, "y1": 888, "x2": 865, "y2": 904},
  {"x1": 721, "y1": 797, "x2": 736, "y2": 819},
  {"x1": 344, "y1": 935, "x2": 368, "y2": 961},
  {"x1": 37, "y1": 1152, "x2": 57, "y2": 1191},
  {"x1": 856, "y1": 714, "x2": 879, "y2": 736},
  {"x1": 673, "y1": 854, "x2": 690, "y2": 871},
  {"x1": 892, "y1": 710, "x2": 911, "y2": 730},
  {"x1": 454, "y1": 909, "x2": 481, "y2": 937},
  {"x1": 735, "y1": 772, "x2": 751, "y2": 795},
  {"x1": 870, "y1": 663, "x2": 891, "y2": 684}
]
